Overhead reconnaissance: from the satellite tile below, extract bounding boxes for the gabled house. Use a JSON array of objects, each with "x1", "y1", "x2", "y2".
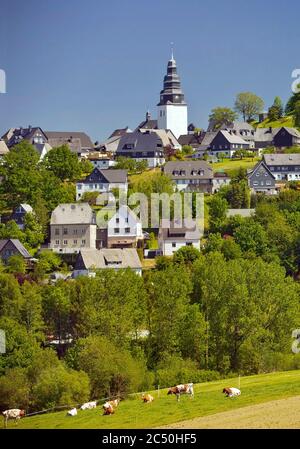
[
  {"x1": 136, "y1": 111, "x2": 158, "y2": 131},
  {"x1": 10, "y1": 204, "x2": 33, "y2": 230},
  {"x1": 96, "y1": 205, "x2": 144, "y2": 249},
  {"x1": 1, "y1": 126, "x2": 51, "y2": 160},
  {"x1": 0, "y1": 239, "x2": 32, "y2": 264},
  {"x1": 73, "y1": 248, "x2": 142, "y2": 277},
  {"x1": 247, "y1": 160, "x2": 276, "y2": 194},
  {"x1": 45, "y1": 131, "x2": 94, "y2": 157},
  {"x1": 76, "y1": 168, "x2": 128, "y2": 201},
  {"x1": 209, "y1": 130, "x2": 250, "y2": 157},
  {"x1": 158, "y1": 219, "x2": 201, "y2": 256},
  {"x1": 50, "y1": 203, "x2": 97, "y2": 253},
  {"x1": 116, "y1": 129, "x2": 165, "y2": 168},
  {"x1": 263, "y1": 153, "x2": 300, "y2": 181},
  {"x1": 163, "y1": 161, "x2": 213, "y2": 193},
  {"x1": 272, "y1": 127, "x2": 300, "y2": 149}
]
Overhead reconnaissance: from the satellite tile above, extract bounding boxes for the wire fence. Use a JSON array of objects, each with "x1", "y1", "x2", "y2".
[{"x1": 13, "y1": 375, "x2": 242, "y2": 419}]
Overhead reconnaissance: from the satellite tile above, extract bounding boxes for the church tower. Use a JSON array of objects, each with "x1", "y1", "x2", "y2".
[{"x1": 157, "y1": 53, "x2": 187, "y2": 138}]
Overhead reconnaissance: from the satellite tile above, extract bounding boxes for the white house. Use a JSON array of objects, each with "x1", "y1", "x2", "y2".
[
  {"x1": 158, "y1": 219, "x2": 201, "y2": 256},
  {"x1": 76, "y1": 168, "x2": 128, "y2": 201}
]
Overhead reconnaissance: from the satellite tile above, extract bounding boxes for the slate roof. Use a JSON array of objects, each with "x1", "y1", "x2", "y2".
[
  {"x1": 80, "y1": 168, "x2": 128, "y2": 184},
  {"x1": 163, "y1": 161, "x2": 213, "y2": 180},
  {"x1": 45, "y1": 131, "x2": 93, "y2": 150},
  {"x1": 78, "y1": 248, "x2": 142, "y2": 270},
  {"x1": 50, "y1": 203, "x2": 96, "y2": 225},
  {"x1": 109, "y1": 127, "x2": 132, "y2": 138},
  {"x1": 263, "y1": 153, "x2": 300, "y2": 166},
  {"x1": 0, "y1": 239, "x2": 32, "y2": 258},
  {"x1": 3, "y1": 127, "x2": 47, "y2": 148},
  {"x1": 116, "y1": 130, "x2": 163, "y2": 152},
  {"x1": 218, "y1": 130, "x2": 249, "y2": 144},
  {"x1": 160, "y1": 219, "x2": 200, "y2": 241}
]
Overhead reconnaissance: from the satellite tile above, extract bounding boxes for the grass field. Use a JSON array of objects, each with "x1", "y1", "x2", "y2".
[
  {"x1": 252, "y1": 115, "x2": 294, "y2": 129},
  {"x1": 9, "y1": 370, "x2": 300, "y2": 429},
  {"x1": 212, "y1": 157, "x2": 260, "y2": 177}
]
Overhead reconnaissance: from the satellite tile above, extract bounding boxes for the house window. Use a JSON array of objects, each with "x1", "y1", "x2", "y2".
[
  {"x1": 116, "y1": 218, "x2": 119, "y2": 224},
  {"x1": 172, "y1": 242, "x2": 176, "y2": 247},
  {"x1": 125, "y1": 227, "x2": 130, "y2": 233},
  {"x1": 186, "y1": 242, "x2": 192, "y2": 246},
  {"x1": 74, "y1": 229, "x2": 78, "y2": 235},
  {"x1": 81, "y1": 240, "x2": 86, "y2": 245},
  {"x1": 63, "y1": 228, "x2": 68, "y2": 235},
  {"x1": 78, "y1": 185, "x2": 82, "y2": 190},
  {"x1": 125, "y1": 217, "x2": 129, "y2": 223},
  {"x1": 73, "y1": 240, "x2": 77, "y2": 244},
  {"x1": 63, "y1": 240, "x2": 67, "y2": 245},
  {"x1": 55, "y1": 240, "x2": 59, "y2": 245},
  {"x1": 55, "y1": 228, "x2": 60, "y2": 236},
  {"x1": 114, "y1": 228, "x2": 120, "y2": 233}
]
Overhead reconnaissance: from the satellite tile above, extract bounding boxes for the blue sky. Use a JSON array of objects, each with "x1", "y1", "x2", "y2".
[{"x1": 0, "y1": 0, "x2": 299, "y2": 142}]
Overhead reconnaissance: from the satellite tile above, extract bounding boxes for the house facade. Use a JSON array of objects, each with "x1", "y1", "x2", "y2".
[
  {"x1": 73, "y1": 248, "x2": 142, "y2": 277},
  {"x1": 10, "y1": 204, "x2": 33, "y2": 230},
  {"x1": 163, "y1": 161, "x2": 213, "y2": 193},
  {"x1": 158, "y1": 219, "x2": 201, "y2": 256},
  {"x1": 247, "y1": 161, "x2": 277, "y2": 194},
  {"x1": 116, "y1": 129, "x2": 165, "y2": 168},
  {"x1": 0, "y1": 239, "x2": 32, "y2": 263},
  {"x1": 1, "y1": 126, "x2": 52, "y2": 160},
  {"x1": 50, "y1": 203, "x2": 97, "y2": 253},
  {"x1": 45, "y1": 131, "x2": 94, "y2": 157},
  {"x1": 96, "y1": 205, "x2": 144, "y2": 249},
  {"x1": 263, "y1": 153, "x2": 300, "y2": 181},
  {"x1": 76, "y1": 168, "x2": 128, "y2": 201},
  {"x1": 209, "y1": 130, "x2": 250, "y2": 157}
]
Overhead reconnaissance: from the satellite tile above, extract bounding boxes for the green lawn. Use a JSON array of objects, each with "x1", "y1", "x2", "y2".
[
  {"x1": 212, "y1": 157, "x2": 260, "y2": 177},
  {"x1": 11, "y1": 370, "x2": 300, "y2": 429}
]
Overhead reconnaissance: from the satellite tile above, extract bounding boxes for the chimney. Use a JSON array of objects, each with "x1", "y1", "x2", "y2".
[
  {"x1": 269, "y1": 126, "x2": 272, "y2": 133},
  {"x1": 28, "y1": 125, "x2": 32, "y2": 132},
  {"x1": 146, "y1": 111, "x2": 151, "y2": 121}
]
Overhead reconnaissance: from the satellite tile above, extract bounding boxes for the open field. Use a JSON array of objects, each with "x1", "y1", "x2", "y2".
[
  {"x1": 162, "y1": 395, "x2": 300, "y2": 429},
  {"x1": 7, "y1": 370, "x2": 300, "y2": 429},
  {"x1": 212, "y1": 157, "x2": 260, "y2": 177},
  {"x1": 252, "y1": 115, "x2": 294, "y2": 129}
]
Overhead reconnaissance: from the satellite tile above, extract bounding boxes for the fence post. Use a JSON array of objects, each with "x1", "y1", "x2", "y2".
[{"x1": 157, "y1": 385, "x2": 160, "y2": 398}]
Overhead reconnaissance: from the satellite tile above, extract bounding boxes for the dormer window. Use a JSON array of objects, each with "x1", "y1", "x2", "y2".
[{"x1": 180, "y1": 170, "x2": 186, "y2": 176}]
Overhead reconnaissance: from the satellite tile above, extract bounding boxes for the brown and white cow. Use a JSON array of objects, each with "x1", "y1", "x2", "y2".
[
  {"x1": 222, "y1": 387, "x2": 241, "y2": 398},
  {"x1": 2, "y1": 409, "x2": 25, "y2": 428},
  {"x1": 102, "y1": 399, "x2": 120, "y2": 415},
  {"x1": 141, "y1": 394, "x2": 154, "y2": 403},
  {"x1": 167, "y1": 383, "x2": 194, "y2": 401}
]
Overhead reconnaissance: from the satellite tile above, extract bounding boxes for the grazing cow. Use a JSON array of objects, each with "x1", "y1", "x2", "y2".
[
  {"x1": 141, "y1": 394, "x2": 154, "y2": 403},
  {"x1": 67, "y1": 408, "x2": 77, "y2": 416},
  {"x1": 80, "y1": 401, "x2": 97, "y2": 410},
  {"x1": 103, "y1": 402, "x2": 115, "y2": 415},
  {"x1": 2, "y1": 409, "x2": 25, "y2": 428},
  {"x1": 222, "y1": 387, "x2": 241, "y2": 398},
  {"x1": 107, "y1": 399, "x2": 120, "y2": 409},
  {"x1": 167, "y1": 383, "x2": 194, "y2": 402}
]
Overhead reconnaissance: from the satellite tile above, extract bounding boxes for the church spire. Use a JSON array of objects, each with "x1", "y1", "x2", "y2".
[{"x1": 157, "y1": 55, "x2": 186, "y2": 106}]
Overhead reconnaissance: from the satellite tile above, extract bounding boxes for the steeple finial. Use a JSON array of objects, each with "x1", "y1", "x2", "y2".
[{"x1": 170, "y1": 42, "x2": 174, "y2": 60}]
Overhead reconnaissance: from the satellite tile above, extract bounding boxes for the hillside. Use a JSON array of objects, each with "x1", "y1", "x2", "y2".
[
  {"x1": 252, "y1": 115, "x2": 295, "y2": 129},
  {"x1": 10, "y1": 370, "x2": 300, "y2": 429}
]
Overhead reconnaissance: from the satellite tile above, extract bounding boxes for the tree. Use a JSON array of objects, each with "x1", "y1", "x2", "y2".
[
  {"x1": 233, "y1": 219, "x2": 269, "y2": 256},
  {"x1": 32, "y1": 365, "x2": 90, "y2": 410},
  {"x1": 293, "y1": 100, "x2": 300, "y2": 128},
  {"x1": 42, "y1": 145, "x2": 84, "y2": 181},
  {"x1": 235, "y1": 92, "x2": 264, "y2": 121},
  {"x1": 0, "y1": 368, "x2": 30, "y2": 410},
  {"x1": 208, "y1": 195, "x2": 228, "y2": 233},
  {"x1": 268, "y1": 96, "x2": 283, "y2": 121},
  {"x1": 0, "y1": 142, "x2": 41, "y2": 207},
  {"x1": 6, "y1": 254, "x2": 27, "y2": 274},
  {"x1": 69, "y1": 336, "x2": 146, "y2": 398},
  {"x1": 285, "y1": 84, "x2": 300, "y2": 115},
  {"x1": 20, "y1": 281, "x2": 44, "y2": 337},
  {"x1": 173, "y1": 246, "x2": 201, "y2": 265},
  {"x1": 208, "y1": 107, "x2": 238, "y2": 130}
]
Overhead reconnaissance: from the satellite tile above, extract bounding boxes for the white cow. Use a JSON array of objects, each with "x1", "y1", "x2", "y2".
[
  {"x1": 2, "y1": 409, "x2": 25, "y2": 428},
  {"x1": 67, "y1": 408, "x2": 77, "y2": 416},
  {"x1": 80, "y1": 401, "x2": 97, "y2": 410}
]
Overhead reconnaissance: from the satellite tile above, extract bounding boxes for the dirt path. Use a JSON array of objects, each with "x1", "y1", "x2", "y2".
[{"x1": 160, "y1": 396, "x2": 300, "y2": 429}]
